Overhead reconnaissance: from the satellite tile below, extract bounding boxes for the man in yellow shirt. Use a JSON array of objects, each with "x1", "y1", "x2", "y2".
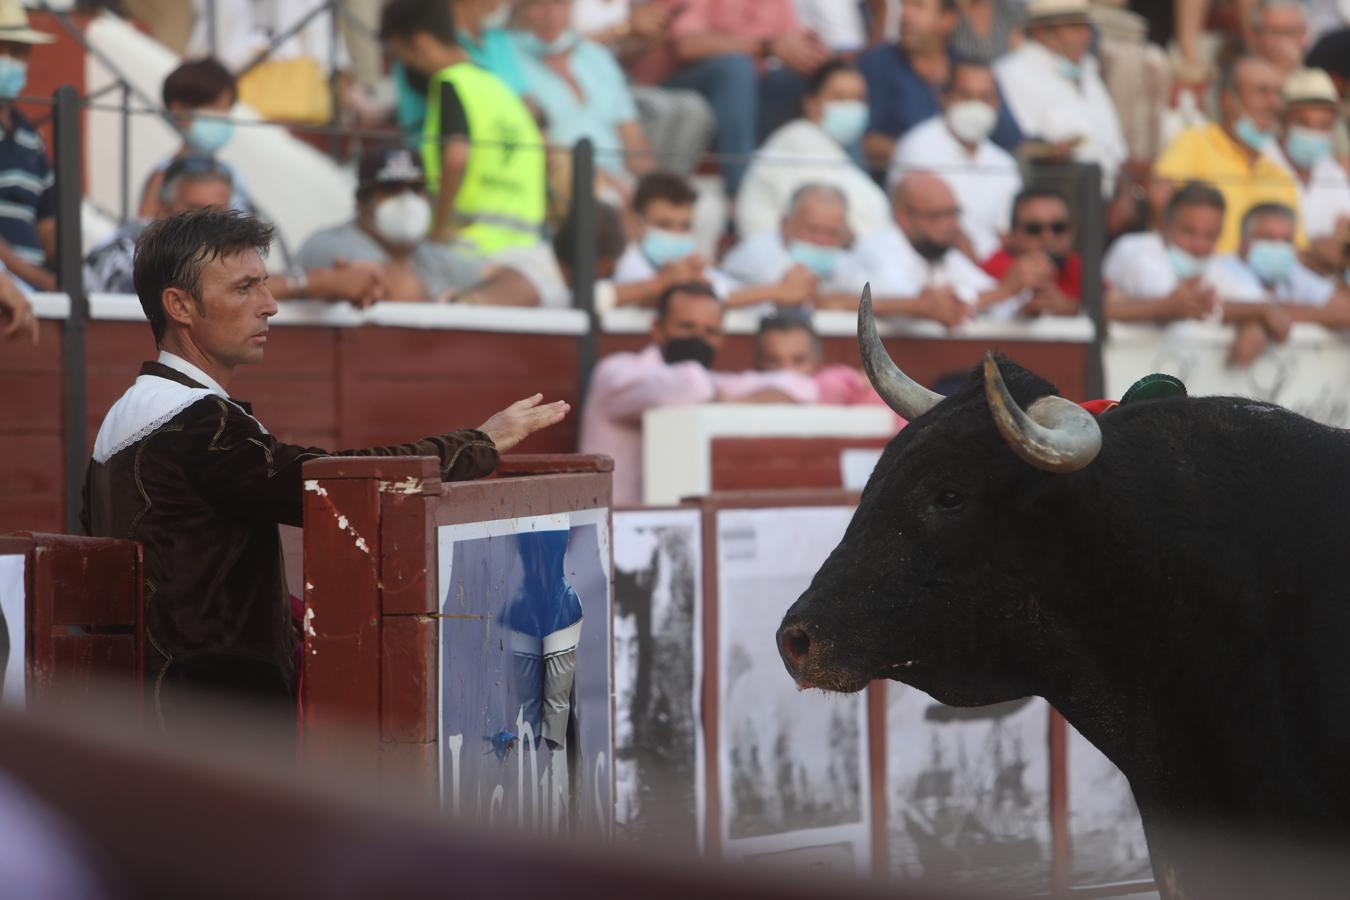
[{"x1": 1153, "y1": 55, "x2": 1301, "y2": 254}]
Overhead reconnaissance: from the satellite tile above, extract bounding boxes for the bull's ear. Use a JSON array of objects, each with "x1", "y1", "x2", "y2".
[
  {"x1": 858, "y1": 284, "x2": 943, "y2": 420},
  {"x1": 983, "y1": 353, "x2": 1101, "y2": 473}
]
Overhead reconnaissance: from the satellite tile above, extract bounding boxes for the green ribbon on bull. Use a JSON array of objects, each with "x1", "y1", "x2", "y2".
[{"x1": 1121, "y1": 373, "x2": 1188, "y2": 405}]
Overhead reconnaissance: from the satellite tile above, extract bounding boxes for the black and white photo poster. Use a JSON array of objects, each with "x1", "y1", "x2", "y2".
[
  {"x1": 715, "y1": 506, "x2": 870, "y2": 872},
  {"x1": 0, "y1": 554, "x2": 23, "y2": 708},
  {"x1": 1068, "y1": 725, "x2": 1150, "y2": 884},
  {"x1": 612, "y1": 509, "x2": 704, "y2": 852}
]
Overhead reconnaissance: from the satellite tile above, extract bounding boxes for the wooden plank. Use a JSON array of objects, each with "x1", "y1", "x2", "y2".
[
  {"x1": 0, "y1": 435, "x2": 63, "y2": 495},
  {"x1": 0, "y1": 494, "x2": 62, "y2": 535},
  {"x1": 341, "y1": 328, "x2": 578, "y2": 379},
  {"x1": 0, "y1": 372, "x2": 61, "y2": 433},
  {"x1": 380, "y1": 615, "x2": 437, "y2": 743},
  {"x1": 710, "y1": 437, "x2": 889, "y2": 493},
  {"x1": 379, "y1": 490, "x2": 435, "y2": 616}
]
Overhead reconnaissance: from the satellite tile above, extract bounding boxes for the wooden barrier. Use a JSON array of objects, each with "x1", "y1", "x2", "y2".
[
  {"x1": 710, "y1": 437, "x2": 891, "y2": 492},
  {"x1": 0, "y1": 532, "x2": 143, "y2": 706},
  {"x1": 301, "y1": 453, "x2": 615, "y2": 832}
]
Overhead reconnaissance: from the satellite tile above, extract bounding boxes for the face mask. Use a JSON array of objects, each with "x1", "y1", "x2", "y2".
[
  {"x1": 1284, "y1": 126, "x2": 1333, "y2": 169},
  {"x1": 1166, "y1": 244, "x2": 1207, "y2": 279},
  {"x1": 1247, "y1": 239, "x2": 1295, "y2": 284},
  {"x1": 911, "y1": 237, "x2": 949, "y2": 262},
  {"x1": 188, "y1": 115, "x2": 235, "y2": 153},
  {"x1": 1234, "y1": 115, "x2": 1274, "y2": 152},
  {"x1": 482, "y1": 2, "x2": 510, "y2": 29},
  {"x1": 788, "y1": 239, "x2": 841, "y2": 279},
  {"x1": 1055, "y1": 54, "x2": 1082, "y2": 82},
  {"x1": 945, "y1": 100, "x2": 997, "y2": 146},
  {"x1": 662, "y1": 336, "x2": 716, "y2": 368},
  {"x1": 374, "y1": 190, "x2": 432, "y2": 246},
  {"x1": 641, "y1": 228, "x2": 696, "y2": 268},
  {"x1": 820, "y1": 100, "x2": 868, "y2": 146},
  {"x1": 519, "y1": 29, "x2": 577, "y2": 57},
  {"x1": 0, "y1": 56, "x2": 27, "y2": 100}
]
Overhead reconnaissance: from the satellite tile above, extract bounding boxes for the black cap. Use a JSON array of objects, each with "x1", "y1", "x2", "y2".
[{"x1": 357, "y1": 146, "x2": 426, "y2": 192}]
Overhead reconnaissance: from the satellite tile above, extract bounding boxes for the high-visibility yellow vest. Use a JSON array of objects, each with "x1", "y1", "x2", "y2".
[{"x1": 423, "y1": 62, "x2": 546, "y2": 255}]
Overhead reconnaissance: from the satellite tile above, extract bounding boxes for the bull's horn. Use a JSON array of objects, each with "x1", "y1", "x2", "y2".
[
  {"x1": 983, "y1": 353, "x2": 1101, "y2": 473},
  {"x1": 858, "y1": 284, "x2": 943, "y2": 421}
]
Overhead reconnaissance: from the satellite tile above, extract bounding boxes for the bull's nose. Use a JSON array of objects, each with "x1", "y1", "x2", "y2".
[{"x1": 777, "y1": 623, "x2": 813, "y2": 681}]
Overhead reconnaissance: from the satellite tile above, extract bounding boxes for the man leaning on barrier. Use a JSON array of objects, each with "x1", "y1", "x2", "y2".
[{"x1": 80, "y1": 208, "x2": 570, "y2": 725}]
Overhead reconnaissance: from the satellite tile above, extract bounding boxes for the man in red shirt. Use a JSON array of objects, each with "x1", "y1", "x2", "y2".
[{"x1": 981, "y1": 185, "x2": 1082, "y2": 317}]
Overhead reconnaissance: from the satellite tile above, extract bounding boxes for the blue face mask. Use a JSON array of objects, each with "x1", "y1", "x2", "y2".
[
  {"x1": 1055, "y1": 54, "x2": 1082, "y2": 82},
  {"x1": 1234, "y1": 115, "x2": 1275, "y2": 152},
  {"x1": 1166, "y1": 244, "x2": 1207, "y2": 279},
  {"x1": 820, "y1": 100, "x2": 868, "y2": 147},
  {"x1": 1247, "y1": 239, "x2": 1295, "y2": 284},
  {"x1": 519, "y1": 29, "x2": 577, "y2": 57},
  {"x1": 1284, "y1": 126, "x2": 1333, "y2": 169},
  {"x1": 641, "y1": 228, "x2": 697, "y2": 268},
  {"x1": 0, "y1": 56, "x2": 26, "y2": 100},
  {"x1": 187, "y1": 115, "x2": 235, "y2": 153},
  {"x1": 788, "y1": 239, "x2": 841, "y2": 279}
]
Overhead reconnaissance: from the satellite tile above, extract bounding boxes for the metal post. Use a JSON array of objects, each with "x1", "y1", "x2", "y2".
[
  {"x1": 328, "y1": 0, "x2": 341, "y2": 158},
  {"x1": 1076, "y1": 163, "x2": 1106, "y2": 400},
  {"x1": 54, "y1": 86, "x2": 88, "y2": 534},
  {"x1": 120, "y1": 81, "x2": 131, "y2": 223},
  {"x1": 570, "y1": 139, "x2": 598, "y2": 416},
  {"x1": 206, "y1": 0, "x2": 218, "y2": 58}
]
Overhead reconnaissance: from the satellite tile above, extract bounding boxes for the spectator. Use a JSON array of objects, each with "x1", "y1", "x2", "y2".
[
  {"x1": 512, "y1": 0, "x2": 654, "y2": 196},
  {"x1": 493, "y1": 199, "x2": 630, "y2": 309},
  {"x1": 994, "y1": 0, "x2": 1127, "y2": 196},
  {"x1": 570, "y1": 0, "x2": 714, "y2": 175},
  {"x1": 754, "y1": 312, "x2": 896, "y2": 411},
  {"x1": 613, "y1": 172, "x2": 738, "y2": 306},
  {"x1": 138, "y1": 58, "x2": 252, "y2": 220},
  {"x1": 1208, "y1": 202, "x2": 1350, "y2": 325},
  {"x1": 981, "y1": 186, "x2": 1082, "y2": 318},
  {"x1": 578, "y1": 281, "x2": 816, "y2": 505},
  {"x1": 736, "y1": 60, "x2": 891, "y2": 240},
  {"x1": 0, "y1": 7, "x2": 55, "y2": 292},
  {"x1": 855, "y1": 172, "x2": 1036, "y2": 324},
  {"x1": 88, "y1": 155, "x2": 384, "y2": 305},
  {"x1": 1305, "y1": 28, "x2": 1350, "y2": 91},
  {"x1": 630, "y1": 0, "x2": 833, "y2": 195},
  {"x1": 858, "y1": 0, "x2": 1024, "y2": 176},
  {"x1": 1154, "y1": 56, "x2": 1301, "y2": 254},
  {"x1": 0, "y1": 266, "x2": 34, "y2": 344},
  {"x1": 381, "y1": 0, "x2": 547, "y2": 255},
  {"x1": 1251, "y1": 0, "x2": 1310, "y2": 80},
  {"x1": 1267, "y1": 68, "x2": 1350, "y2": 274},
  {"x1": 296, "y1": 147, "x2": 500, "y2": 303},
  {"x1": 887, "y1": 60, "x2": 1022, "y2": 261},
  {"x1": 721, "y1": 184, "x2": 869, "y2": 313},
  {"x1": 793, "y1": 0, "x2": 868, "y2": 54},
  {"x1": 951, "y1": 0, "x2": 1026, "y2": 64},
  {"x1": 1104, "y1": 181, "x2": 1292, "y2": 365}
]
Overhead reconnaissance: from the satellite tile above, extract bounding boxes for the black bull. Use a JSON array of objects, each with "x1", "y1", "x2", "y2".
[{"x1": 777, "y1": 289, "x2": 1350, "y2": 899}]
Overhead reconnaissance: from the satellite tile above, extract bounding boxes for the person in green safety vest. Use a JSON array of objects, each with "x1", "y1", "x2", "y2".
[{"x1": 380, "y1": 0, "x2": 548, "y2": 256}]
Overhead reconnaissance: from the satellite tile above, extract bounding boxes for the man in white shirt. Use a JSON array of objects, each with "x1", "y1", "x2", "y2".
[
  {"x1": 1208, "y1": 202, "x2": 1350, "y2": 327},
  {"x1": 720, "y1": 184, "x2": 869, "y2": 315},
  {"x1": 736, "y1": 60, "x2": 890, "y2": 240},
  {"x1": 888, "y1": 60, "x2": 1022, "y2": 261},
  {"x1": 1265, "y1": 67, "x2": 1350, "y2": 274},
  {"x1": 994, "y1": 0, "x2": 1128, "y2": 196},
  {"x1": 855, "y1": 172, "x2": 1041, "y2": 325}
]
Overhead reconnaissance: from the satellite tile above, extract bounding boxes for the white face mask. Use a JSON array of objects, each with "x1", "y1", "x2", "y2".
[
  {"x1": 373, "y1": 190, "x2": 432, "y2": 246},
  {"x1": 945, "y1": 100, "x2": 998, "y2": 146}
]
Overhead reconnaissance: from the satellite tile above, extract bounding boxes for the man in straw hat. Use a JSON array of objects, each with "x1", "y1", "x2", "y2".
[
  {"x1": 0, "y1": 0, "x2": 55, "y2": 294},
  {"x1": 993, "y1": 0, "x2": 1126, "y2": 196},
  {"x1": 1268, "y1": 67, "x2": 1350, "y2": 275}
]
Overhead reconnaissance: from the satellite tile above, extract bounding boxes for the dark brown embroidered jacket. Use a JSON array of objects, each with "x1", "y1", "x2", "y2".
[{"x1": 81, "y1": 361, "x2": 498, "y2": 706}]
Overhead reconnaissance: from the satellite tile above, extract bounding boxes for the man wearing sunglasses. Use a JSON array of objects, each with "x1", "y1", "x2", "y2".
[{"x1": 981, "y1": 185, "x2": 1081, "y2": 318}]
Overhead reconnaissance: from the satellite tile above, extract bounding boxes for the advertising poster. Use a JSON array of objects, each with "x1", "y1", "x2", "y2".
[
  {"x1": 887, "y1": 689, "x2": 1052, "y2": 894},
  {"x1": 715, "y1": 506, "x2": 870, "y2": 873},
  {"x1": 0, "y1": 554, "x2": 24, "y2": 708},
  {"x1": 612, "y1": 509, "x2": 704, "y2": 851},
  {"x1": 437, "y1": 509, "x2": 612, "y2": 835}
]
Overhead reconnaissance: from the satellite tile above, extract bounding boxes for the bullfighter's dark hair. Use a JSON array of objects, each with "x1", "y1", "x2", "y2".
[
  {"x1": 1164, "y1": 181, "x2": 1226, "y2": 224},
  {"x1": 1009, "y1": 184, "x2": 1072, "y2": 229},
  {"x1": 633, "y1": 171, "x2": 697, "y2": 216},
  {"x1": 1239, "y1": 202, "x2": 1297, "y2": 242},
  {"x1": 656, "y1": 281, "x2": 718, "y2": 321},
  {"x1": 162, "y1": 57, "x2": 237, "y2": 109},
  {"x1": 379, "y1": 0, "x2": 457, "y2": 45},
  {"x1": 754, "y1": 311, "x2": 822, "y2": 362},
  {"x1": 133, "y1": 208, "x2": 274, "y2": 345},
  {"x1": 807, "y1": 59, "x2": 859, "y2": 96}
]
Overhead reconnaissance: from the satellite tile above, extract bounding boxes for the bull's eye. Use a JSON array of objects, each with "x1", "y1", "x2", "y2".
[{"x1": 935, "y1": 489, "x2": 965, "y2": 510}]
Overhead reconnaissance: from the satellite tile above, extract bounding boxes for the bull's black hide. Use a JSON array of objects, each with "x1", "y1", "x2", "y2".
[{"x1": 781, "y1": 356, "x2": 1350, "y2": 899}]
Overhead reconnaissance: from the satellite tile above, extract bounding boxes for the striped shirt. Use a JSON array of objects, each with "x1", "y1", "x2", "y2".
[{"x1": 0, "y1": 109, "x2": 55, "y2": 267}]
